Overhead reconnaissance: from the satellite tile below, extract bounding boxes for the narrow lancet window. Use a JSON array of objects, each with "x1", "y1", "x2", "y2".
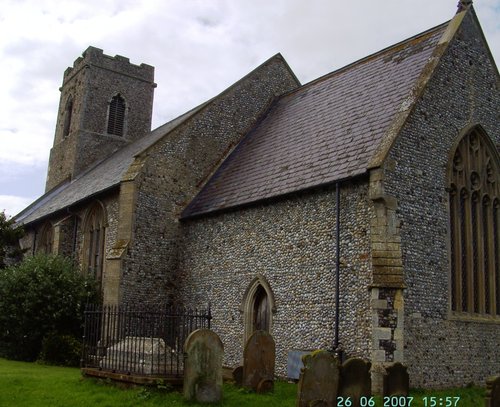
[
  {"x1": 62, "y1": 97, "x2": 73, "y2": 138},
  {"x1": 482, "y1": 196, "x2": 491, "y2": 314}
]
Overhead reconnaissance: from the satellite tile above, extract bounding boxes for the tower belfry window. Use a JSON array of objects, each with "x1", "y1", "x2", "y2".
[{"x1": 107, "y1": 94, "x2": 126, "y2": 136}]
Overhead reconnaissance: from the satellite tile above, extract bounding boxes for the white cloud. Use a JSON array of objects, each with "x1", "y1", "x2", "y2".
[
  {"x1": 0, "y1": 195, "x2": 35, "y2": 218},
  {"x1": 0, "y1": 0, "x2": 498, "y2": 216}
]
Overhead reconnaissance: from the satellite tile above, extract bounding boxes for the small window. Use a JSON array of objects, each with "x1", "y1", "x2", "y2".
[
  {"x1": 62, "y1": 97, "x2": 73, "y2": 138},
  {"x1": 107, "y1": 94, "x2": 126, "y2": 136},
  {"x1": 448, "y1": 127, "x2": 500, "y2": 316}
]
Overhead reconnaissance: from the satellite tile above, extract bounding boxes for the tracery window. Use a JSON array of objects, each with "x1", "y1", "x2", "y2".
[
  {"x1": 37, "y1": 222, "x2": 53, "y2": 254},
  {"x1": 83, "y1": 202, "x2": 107, "y2": 287},
  {"x1": 107, "y1": 94, "x2": 126, "y2": 136},
  {"x1": 448, "y1": 127, "x2": 500, "y2": 316}
]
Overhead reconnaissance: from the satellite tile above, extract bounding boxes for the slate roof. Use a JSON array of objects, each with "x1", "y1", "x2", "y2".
[
  {"x1": 182, "y1": 22, "x2": 449, "y2": 218},
  {"x1": 18, "y1": 20, "x2": 451, "y2": 226},
  {"x1": 16, "y1": 104, "x2": 206, "y2": 225}
]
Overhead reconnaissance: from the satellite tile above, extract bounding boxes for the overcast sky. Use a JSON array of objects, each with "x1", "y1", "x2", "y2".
[{"x1": 0, "y1": 0, "x2": 498, "y2": 217}]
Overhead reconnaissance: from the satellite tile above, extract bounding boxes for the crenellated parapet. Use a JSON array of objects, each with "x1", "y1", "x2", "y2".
[{"x1": 62, "y1": 46, "x2": 154, "y2": 86}]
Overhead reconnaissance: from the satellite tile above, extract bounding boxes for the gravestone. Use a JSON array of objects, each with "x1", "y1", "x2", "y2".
[
  {"x1": 183, "y1": 329, "x2": 223, "y2": 403},
  {"x1": 485, "y1": 375, "x2": 500, "y2": 407},
  {"x1": 383, "y1": 362, "x2": 409, "y2": 397},
  {"x1": 296, "y1": 350, "x2": 340, "y2": 407},
  {"x1": 232, "y1": 365, "x2": 243, "y2": 386},
  {"x1": 242, "y1": 330, "x2": 275, "y2": 393},
  {"x1": 99, "y1": 336, "x2": 168, "y2": 374},
  {"x1": 339, "y1": 358, "x2": 372, "y2": 407},
  {"x1": 287, "y1": 350, "x2": 312, "y2": 380}
]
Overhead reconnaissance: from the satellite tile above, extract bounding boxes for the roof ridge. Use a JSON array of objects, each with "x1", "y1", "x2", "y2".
[
  {"x1": 280, "y1": 20, "x2": 450, "y2": 100},
  {"x1": 368, "y1": 8, "x2": 470, "y2": 169},
  {"x1": 133, "y1": 53, "x2": 301, "y2": 160}
]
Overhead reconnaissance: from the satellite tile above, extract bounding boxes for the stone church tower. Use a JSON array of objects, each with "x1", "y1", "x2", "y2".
[{"x1": 45, "y1": 46, "x2": 155, "y2": 192}]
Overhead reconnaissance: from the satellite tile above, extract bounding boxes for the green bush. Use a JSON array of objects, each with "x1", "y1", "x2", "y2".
[
  {"x1": 39, "y1": 333, "x2": 82, "y2": 366},
  {"x1": 0, "y1": 254, "x2": 99, "y2": 362}
]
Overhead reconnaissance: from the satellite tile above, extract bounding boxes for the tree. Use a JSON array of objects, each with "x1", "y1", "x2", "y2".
[
  {"x1": 0, "y1": 210, "x2": 25, "y2": 268},
  {"x1": 0, "y1": 254, "x2": 99, "y2": 362}
]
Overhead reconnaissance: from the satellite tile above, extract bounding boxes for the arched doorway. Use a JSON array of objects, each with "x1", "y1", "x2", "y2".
[
  {"x1": 253, "y1": 285, "x2": 270, "y2": 332},
  {"x1": 241, "y1": 275, "x2": 276, "y2": 344}
]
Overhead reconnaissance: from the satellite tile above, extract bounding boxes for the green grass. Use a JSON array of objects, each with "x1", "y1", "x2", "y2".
[
  {"x1": 0, "y1": 358, "x2": 486, "y2": 406},
  {"x1": 0, "y1": 358, "x2": 295, "y2": 406}
]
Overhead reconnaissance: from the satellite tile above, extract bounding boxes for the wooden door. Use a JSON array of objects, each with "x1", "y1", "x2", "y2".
[{"x1": 253, "y1": 286, "x2": 269, "y2": 332}]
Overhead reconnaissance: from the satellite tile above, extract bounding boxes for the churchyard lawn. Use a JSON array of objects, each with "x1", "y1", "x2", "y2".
[{"x1": 0, "y1": 358, "x2": 485, "y2": 406}]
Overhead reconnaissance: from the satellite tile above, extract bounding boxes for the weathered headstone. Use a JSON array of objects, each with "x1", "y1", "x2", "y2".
[
  {"x1": 383, "y1": 362, "x2": 409, "y2": 397},
  {"x1": 485, "y1": 375, "x2": 500, "y2": 407},
  {"x1": 242, "y1": 330, "x2": 275, "y2": 393},
  {"x1": 232, "y1": 365, "x2": 243, "y2": 386},
  {"x1": 99, "y1": 336, "x2": 169, "y2": 374},
  {"x1": 339, "y1": 358, "x2": 372, "y2": 407},
  {"x1": 183, "y1": 329, "x2": 224, "y2": 403},
  {"x1": 296, "y1": 350, "x2": 340, "y2": 407}
]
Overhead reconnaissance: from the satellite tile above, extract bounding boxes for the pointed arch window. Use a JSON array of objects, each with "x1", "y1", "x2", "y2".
[
  {"x1": 107, "y1": 94, "x2": 126, "y2": 136},
  {"x1": 37, "y1": 222, "x2": 53, "y2": 254},
  {"x1": 83, "y1": 202, "x2": 107, "y2": 286},
  {"x1": 448, "y1": 127, "x2": 500, "y2": 316}
]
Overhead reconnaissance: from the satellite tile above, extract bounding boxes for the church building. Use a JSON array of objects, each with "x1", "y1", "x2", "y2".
[{"x1": 16, "y1": 4, "x2": 499, "y2": 390}]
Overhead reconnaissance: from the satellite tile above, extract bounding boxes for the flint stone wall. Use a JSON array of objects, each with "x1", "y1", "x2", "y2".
[
  {"x1": 120, "y1": 55, "x2": 300, "y2": 306},
  {"x1": 177, "y1": 180, "x2": 373, "y2": 377},
  {"x1": 383, "y1": 12, "x2": 500, "y2": 388}
]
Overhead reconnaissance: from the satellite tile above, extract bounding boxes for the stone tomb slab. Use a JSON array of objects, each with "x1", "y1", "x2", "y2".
[
  {"x1": 243, "y1": 330, "x2": 275, "y2": 393},
  {"x1": 383, "y1": 362, "x2": 409, "y2": 397},
  {"x1": 296, "y1": 350, "x2": 340, "y2": 407},
  {"x1": 340, "y1": 358, "x2": 372, "y2": 407},
  {"x1": 183, "y1": 329, "x2": 223, "y2": 403},
  {"x1": 99, "y1": 336, "x2": 168, "y2": 375}
]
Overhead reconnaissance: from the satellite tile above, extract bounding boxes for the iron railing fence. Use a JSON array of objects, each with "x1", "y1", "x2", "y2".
[{"x1": 82, "y1": 304, "x2": 212, "y2": 376}]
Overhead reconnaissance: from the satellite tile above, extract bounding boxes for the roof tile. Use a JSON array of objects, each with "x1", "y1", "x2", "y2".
[{"x1": 183, "y1": 22, "x2": 448, "y2": 218}]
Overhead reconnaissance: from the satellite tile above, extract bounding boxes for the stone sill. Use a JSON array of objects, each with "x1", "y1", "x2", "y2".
[{"x1": 448, "y1": 313, "x2": 500, "y2": 325}]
